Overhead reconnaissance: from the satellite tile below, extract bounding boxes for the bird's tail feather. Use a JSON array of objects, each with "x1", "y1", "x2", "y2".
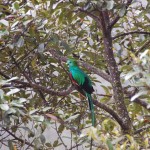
[{"x1": 86, "y1": 93, "x2": 95, "y2": 126}]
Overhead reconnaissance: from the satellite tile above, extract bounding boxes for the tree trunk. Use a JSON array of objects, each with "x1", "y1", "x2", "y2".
[{"x1": 97, "y1": 11, "x2": 132, "y2": 133}]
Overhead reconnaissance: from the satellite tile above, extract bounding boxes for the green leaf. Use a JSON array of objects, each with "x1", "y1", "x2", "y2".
[
  {"x1": 0, "y1": 89, "x2": 4, "y2": 99},
  {"x1": 38, "y1": 43, "x2": 45, "y2": 53},
  {"x1": 65, "y1": 114, "x2": 80, "y2": 122},
  {"x1": 8, "y1": 140, "x2": 14, "y2": 150},
  {"x1": 58, "y1": 124, "x2": 64, "y2": 133},
  {"x1": 101, "y1": 85, "x2": 110, "y2": 94},
  {"x1": 0, "y1": 19, "x2": 9, "y2": 26},
  {"x1": 6, "y1": 88, "x2": 20, "y2": 96},
  {"x1": 140, "y1": 49, "x2": 149, "y2": 59},
  {"x1": 119, "y1": 5, "x2": 126, "y2": 17},
  {"x1": 40, "y1": 134, "x2": 46, "y2": 144},
  {"x1": 100, "y1": 97, "x2": 110, "y2": 103},
  {"x1": 32, "y1": 115, "x2": 44, "y2": 122},
  {"x1": 16, "y1": 36, "x2": 24, "y2": 47},
  {"x1": 18, "y1": 98, "x2": 27, "y2": 103},
  {"x1": 125, "y1": 71, "x2": 139, "y2": 80},
  {"x1": 42, "y1": 107, "x2": 51, "y2": 112},
  {"x1": 14, "y1": 2, "x2": 19, "y2": 10},
  {"x1": 20, "y1": 126, "x2": 32, "y2": 132},
  {"x1": 45, "y1": 143, "x2": 52, "y2": 147},
  {"x1": 0, "y1": 104, "x2": 9, "y2": 111},
  {"x1": 113, "y1": 43, "x2": 121, "y2": 51},
  {"x1": 29, "y1": 109, "x2": 39, "y2": 115},
  {"x1": 6, "y1": 108, "x2": 16, "y2": 114},
  {"x1": 10, "y1": 101, "x2": 24, "y2": 108},
  {"x1": 106, "y1": 0, "x2": 114, "y2": 10},
  {"x1": 106, "y1": 139, "x2": 114, "y2": 150},
  {"x1": 102, "y1": 119, "x2": 116, "y2": 132},
  {"x1": 131, "y1": 91, "x2": 147, "y2": 101},
  {"x1": 11, "y1": 21, "x2": 19, "y2": 28},
  {"x1": 53, "y1": 140, "x2": 59, "y2": 147},
  {"x1": 7, "y1": 77, "x2": 18, "y2": 82},
  {"x1": 61, "y1": 41, "x2": 72, "y2": 53}
]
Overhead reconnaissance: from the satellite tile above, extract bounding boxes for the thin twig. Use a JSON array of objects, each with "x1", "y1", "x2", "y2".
[
  {"x1": 2, "y1": 127, "x2": 34, "y2": 147},
  {"x1": 55, "y1": 122, "x2": 67, "y2": 149},
  {"x1": 113, "y1": 31, "x2": 150, "y2": 40},
  {"x1": 134, "y1": 124, "x2": 150, "y2": 134},
  {"x1": 110, "y1": 0, "x2": 133, "y2": 28}
]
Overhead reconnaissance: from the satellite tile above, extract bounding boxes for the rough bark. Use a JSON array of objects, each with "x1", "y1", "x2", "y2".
[{"x1": 97, "y1": 11, "x2": 132, "y2": 133}]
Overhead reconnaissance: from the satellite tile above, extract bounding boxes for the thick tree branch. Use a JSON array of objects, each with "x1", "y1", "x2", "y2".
[
  {"x1": 30, "y1": 83, "x2": 75, "y2": 96},
  {"x1": 93, "y1": 100, "x2": 128, "y2": 130},
  {"x1": 0, "y1": 70, "x2": 75, "y2": 96},
  {"x1": 0, "y1": 70, "x2": 125, "y2": 129},
  {"x1": 97, "y1": 11, "x2": 132, "y2": 132},
  {"x1": 110, "y1": 0, "x2": 133, "y2": 28},
  {"x1": 49, "y1": 49, "x2": 111, "y2": 83}
]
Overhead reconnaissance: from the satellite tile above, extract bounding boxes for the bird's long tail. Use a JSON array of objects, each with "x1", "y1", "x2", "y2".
[{"x1": 86, "y1": 93, "x2": 95, "y2": 126}]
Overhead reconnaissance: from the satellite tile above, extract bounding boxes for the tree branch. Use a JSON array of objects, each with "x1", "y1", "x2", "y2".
[
  {"x1": 78, "y1": 8, "x2": 99, "y2": 23},
  {"x1": 97, "y1": 11, "x2": 132, "y2": 132},
  {"x1": 110, "y1": 0, "x2": 133, "y2": 28},
  {"x1": 118, "y1": 39, "x2": 150, "y2": 66},
  {"x1": 93, "y1": 100, "x2": 128, "y2": 130},
  {"x1": 49, "y1": 49, "x2": 111, "y2": 83},
  {"x1": 112, "y1": 31, "x2": 150, "y2": 40},
  {"x1": 0, "y1": 70, "x2": 75, "y2": 96},
  {"x1": 135, "y1": 39, "x2": 150, "y2": 56},
  {"x1": 125, "y1": 90, "x2": 150, "y2": 110},
  {"x1": 2, "y1": 127, "x2": 34, "y2": 147},
  {"x1": 135, "y1": 98, "x2": 150, "y2": 110},
  {"x1": 134, "y1": 124, "x2": 150, "y2": 134},
  {"x1": 0, "y1": 69, "x2": 125, "y2": 129}
]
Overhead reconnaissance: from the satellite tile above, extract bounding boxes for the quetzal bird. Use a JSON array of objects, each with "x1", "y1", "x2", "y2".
[{"x1": 67, "y1": 59, "x2": 95, "y2": 126}]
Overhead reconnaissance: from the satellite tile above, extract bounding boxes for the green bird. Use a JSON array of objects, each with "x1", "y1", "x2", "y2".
[{"x1": 67, "y1": 59, "x2": 95, "y2": 126}]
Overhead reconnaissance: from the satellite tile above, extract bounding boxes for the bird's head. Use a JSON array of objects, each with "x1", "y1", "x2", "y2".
[{"x1": 67, "y1": 59, "x2": 78, "y2": 67}]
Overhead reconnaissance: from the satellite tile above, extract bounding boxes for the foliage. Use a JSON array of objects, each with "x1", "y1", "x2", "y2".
[{"x1": 0, "y1": 0, "x2": 150, "y2": 149}]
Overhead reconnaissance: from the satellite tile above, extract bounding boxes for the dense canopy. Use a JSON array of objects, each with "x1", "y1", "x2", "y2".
[{"x1": 0, "y1": 0, "x2": 150, "y2": 149}]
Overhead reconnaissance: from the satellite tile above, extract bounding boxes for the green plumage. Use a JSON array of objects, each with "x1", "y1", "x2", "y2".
[{"x1": 67, "y1": 59, "x2": 95, "y2": 126}]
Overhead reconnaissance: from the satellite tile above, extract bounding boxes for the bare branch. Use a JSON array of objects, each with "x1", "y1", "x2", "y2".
[
  {"x1": 55, "y1": 122, "x2": 67, "y2": 149},
  {"x1": 2, "y1": 127, "x2": 34, "y2": 147},
  {"x1": 112, "y1": 31, "x2": 150, "y2": 40},
  {"x1": 134, "y1": 124, "x2": 150, "y2": 134},
  {"x1": 135, "y1": 40, "x2": 150, "y2": 56}
]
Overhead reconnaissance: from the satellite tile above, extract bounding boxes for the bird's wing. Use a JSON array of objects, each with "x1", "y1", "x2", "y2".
[{"x1": 70, "y1": 68, "x2": 86, "y2": 86}]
